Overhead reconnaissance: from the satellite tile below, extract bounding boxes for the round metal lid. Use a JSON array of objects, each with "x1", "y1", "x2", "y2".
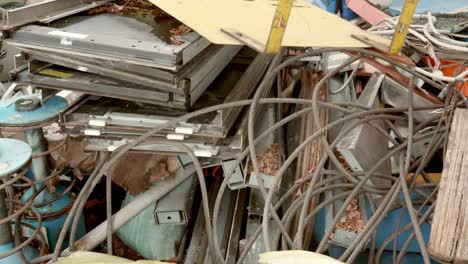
[
  {"x1": 0, "y1": 138, "x2": 32, "y2": 178},
  {"x1": 0, "y1": 96, "x2": 68, "y2": 126}
]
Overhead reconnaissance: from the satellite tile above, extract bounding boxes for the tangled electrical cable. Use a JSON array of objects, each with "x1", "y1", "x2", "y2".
[
  {"x1": 368, "y1": 12, "x2": 468, "y2": 83},
  {"x1": 43, "y1": 47, "x2": 466, "y2": 264}
]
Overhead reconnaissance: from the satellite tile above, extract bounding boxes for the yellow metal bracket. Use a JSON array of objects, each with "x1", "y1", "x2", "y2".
[
  {"x1": 265, "y1": 0, "x2": 294, "y2": 54},
  {"x1": 389, "y1": 0, "x2": 419, "y2": 54}
]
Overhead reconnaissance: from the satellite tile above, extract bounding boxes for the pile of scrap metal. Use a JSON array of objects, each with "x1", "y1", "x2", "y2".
[{"x1": 0, "y1": 0, "x2": 466, "y2": 264}]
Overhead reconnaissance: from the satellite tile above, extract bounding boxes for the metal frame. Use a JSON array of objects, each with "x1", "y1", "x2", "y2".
[
  {"x1": 6, "y1": 13, "x2": 211, "y2": 70},
  {"x1": 14, "y1": 44, "x2": 240, "y2": 108},
  {"x1": 83, "y1": 137, "x2": 242, "y2": 160},
  {"x1": 16, "y1": 69, "x2": 176, "y2": 108},
  {"x1": 56, "y1": 56, "x2": 256, "y2": 140},
  {"x1": 59, "y1": 93, "x2": 243, "y2": 140},
  {"x1": 20, "y1": 43, "x2": 241, "y2": 94},
  {"x1": 0, "y1": 0, "x2": 113, "y2": 30}
]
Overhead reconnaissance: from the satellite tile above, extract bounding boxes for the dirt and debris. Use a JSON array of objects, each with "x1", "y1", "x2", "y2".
[
  {"x1": 247, "y1": 144, "x2": 280, "y2": 176},
  {"x1": 335, "y1": 151, "x2": 352, "y2": 172},
  {"x1": 336, "y1": 197, "x2": 365, "y2": 233},
  {"x1": 87, "y1": 0, "x2": 192, "y2": 45},
  {"x1": 333, "y1": 153, "x2": 365, "y2": 234},
  {"x1": 88, "y1": 0, "x2": 168, "y2": 16},
  {"x1": 169, "y1": 24, "x2": 193, "y2": 45}
]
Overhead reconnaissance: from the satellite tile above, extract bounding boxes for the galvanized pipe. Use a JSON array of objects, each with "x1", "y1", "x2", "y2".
[
  {"x1": 68, "y1": 166, "x2": 195, "y2": 252},
  {"x1": 24, "y1": 128, "x2": 49, "y2": 202},
  {"x1": 24, "y1": 129, "x2": 49, "y2": 182}
]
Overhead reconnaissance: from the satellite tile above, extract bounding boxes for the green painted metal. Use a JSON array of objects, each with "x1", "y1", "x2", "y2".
[{"x1": 117, "y1": 173, "x2": 196, "y2": 260}]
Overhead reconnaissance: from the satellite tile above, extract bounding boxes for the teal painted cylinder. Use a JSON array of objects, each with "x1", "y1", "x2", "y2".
[
  {"x1": 21, "y1": 184, "x2": 86, "y2": 250},
  {"x1": 0, "y1": 242, "x2": 38, "y2": 264},
  {"x1": 117, "y1": 174, "x2": 196, "y2": 260}
]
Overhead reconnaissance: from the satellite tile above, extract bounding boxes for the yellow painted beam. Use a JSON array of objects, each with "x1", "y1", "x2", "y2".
[
  {"x1": 389, "y1": 0, "x2": 419, "y2": 54},
  {"x1": 265, "y1": 0, "x2": 294, "y2": 53}
]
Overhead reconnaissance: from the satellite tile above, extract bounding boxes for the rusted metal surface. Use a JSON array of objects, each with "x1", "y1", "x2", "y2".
[
  {"x1": 109, "y1": 153, "x2": 180, "y2": 195},
  {"x1": 49, "y1": 136, "x2": 98, "y2": 180},
  {"x1": 297, "y1": 71, "x2": 327, "y2": 248}
]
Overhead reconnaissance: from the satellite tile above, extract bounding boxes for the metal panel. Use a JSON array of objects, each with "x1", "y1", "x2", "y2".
[
  {"x1": 20, "y1": 44, "x2": 240, "y2": 95},
  {"x1": 6, "y1": 13, "x2": 211, "y2": 70},
  {"x1": 14, "y1": 45, "x2": 240, "y2": 109},
  {"x1": 0, "y1": 0, "x2": 113, "y2": 29},
  {"x1": 225, "y1": 189, "x2": 248, "y2": 264},
  {"x1": 382, "y1": 76, "x2": 439, "y2": 123},
  {"x1": 222, "y1": 160, "x2": 245, "y2": 190},
  {"x1": 116, "y1": 173, "x2": 197, "y2": 260},
  {"x1": 185, "y1": 176, "x2": 223, "y2": 264},
  {"x1": 153, "y1": 173, "x2": 197, "y2": 225},
  {"x1": 337, "y1": 73, "x2": 392, "y2": 188},
  {"x1": 83, "y1": 137, "x2": 244, "y2": 160},
  {"x1": 204, "y1": 187, "x2": 237, "y2": 264},
  {"x1": 60, "y1": 98, "x2": 230, "y2": 139},
  {"x1": 24, "y1": 52, "x2": 186, "y2": 94},
  {"x1": 57, "y1": 60, "x2": 253, "y2": 139},
  {"x1": 15, "y1": 69, "x2": 179, "y2": 108},
  {"x1": 241, "y1": 189, "x2": 279, "y2": 263}
]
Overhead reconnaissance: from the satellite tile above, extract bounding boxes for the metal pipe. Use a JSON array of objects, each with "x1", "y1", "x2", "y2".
[
  {"x1": 24, "y1": 128, "x2": 49, "y2": 203},
  {"x1": 24, "y1": 129, "x2": 49, "y2": 183},
  {"x1": 68, "y1": 166, "x2": 195, "y2": 252},
  {"x1": 0, "y1": 189, "x2": 13, "y2": 245}
]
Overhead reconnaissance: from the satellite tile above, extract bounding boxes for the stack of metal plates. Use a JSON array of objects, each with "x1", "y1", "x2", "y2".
[
  {"x1": 58, "y1": 58, "x2": 270, "y2": 159},
  {"x1": 7, "y1": 11, "x2": 241, "y2": 109},
  {"x1": 2, "y1": 5, "x2": 274, "y2": 159},
  {"x1": 60, "y1": 93, "x2": 247, "y2": 159},
  {"x1": 0, "y1": 0, "x2": 113, "y2": 29}
]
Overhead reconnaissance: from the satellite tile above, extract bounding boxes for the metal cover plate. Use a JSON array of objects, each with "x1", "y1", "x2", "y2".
[
  {"x1": 0, "y1": 0, "x2": 113, "y2": 30},
  {"x1": 7, "y1": 13, "x2": 210, "y2": 70},
  {"x1": 0, "y1": 138, "x2": 32, "y2": 177},
  {"x1": 0, "y1": 95, "x2": 67, "y2": 126}
]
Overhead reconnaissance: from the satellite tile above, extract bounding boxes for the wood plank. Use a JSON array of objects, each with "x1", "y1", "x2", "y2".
[
  {"x1": 149, "y1": 0, "x2": 390, "y2": 48},
  {"x1": 429, "y1": 108, "x2": 468, "y2": 263}
]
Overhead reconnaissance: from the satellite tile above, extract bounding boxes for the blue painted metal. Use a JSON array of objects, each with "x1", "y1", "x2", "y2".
[
  {"x1": 117, "y1": 175, "x2": 196, "y2": 260},
  {"x1": 326, "y1": 0, "x2": 358, "y2": 20},
  {"x1": 364, "y1": 192, "x2": 431, "y2": 253},
  {"x1": 304, "y1": 0, "x2": 328, "y2": 10},
  {"x1": 0, "y1": 242, "x2": 38, "y2": 264},
  {"x1": 0, "y1": 139, "x2": 30, "y2": 246},
  {"x1": 0, "y1": 139, "x2": 37, "y2": 264},
  {"x1": 312, "y1": 192, "x2": 431, "y2": 262},
  {"x1": 389, "y1": 0, "x2": 467, "y2": 14},
  {"x1": 21, "y1": 184, "x2": 86, "y2": 250},
  {"x1": 0, "y1": 139, "x2": 32, "y2": 178},
  {"x1": 0, "y1": 96, "x2": 85, "y2": 250},
  {"x1": 328, "y1": 245, "x2": 436, "y2": 264},
  {"x1": 0, "y1": 96, "x2": 67, "y2": 126}
]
